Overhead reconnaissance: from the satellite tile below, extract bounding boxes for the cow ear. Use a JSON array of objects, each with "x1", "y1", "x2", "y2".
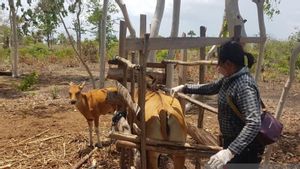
[
  {"x1": 79, "y1": 81, "x2": 86, "y2": 89},
  {"x1": 69, "y1": 82, "x2": 74, "y2": 86}
]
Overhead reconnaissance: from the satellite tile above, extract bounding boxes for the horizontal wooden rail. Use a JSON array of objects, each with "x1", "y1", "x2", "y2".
[
  {"x1": 116, "y1": 140, "x2": 216, "y2": 158},
  {"x1": 125, "y1": 37, "x2": 264, "y2": 50},
  {"x1": 114, "y1": 56, "x2": 140, "y2": 69},
  {"x1": 162, "y1": 59, "x2": 218, "y2": 66},
  {"x1": 176, "y1": 93, "x2": 218, "y2": 114},
  {"x1": 110, "y1": 132, "x2": 222, "y2": 158}
]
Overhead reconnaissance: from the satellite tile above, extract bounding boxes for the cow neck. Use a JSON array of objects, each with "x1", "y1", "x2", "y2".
[{"x1": 76, "y1": 92, "x2": 88, "y2": 109}]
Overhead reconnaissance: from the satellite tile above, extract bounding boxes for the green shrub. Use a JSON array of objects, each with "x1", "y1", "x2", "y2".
[
  {"x1": 156, "y1": 50, "x2": 168, "y2": 62},
  {"x1": 51, "y1": 85, "x2": 59, "y2": 99},
  {"x1": 19, "y1": 43, "x2": 50, "y2": 59},
  {"x1": 54, "y1": 47, "x2": 74, "y2": 59},
  {"x1": 0, "y1": 48, "x2": 10, "y2": 61},
  {"x1": 17, "y1": 72, "x2": 39, "y2": 91}
]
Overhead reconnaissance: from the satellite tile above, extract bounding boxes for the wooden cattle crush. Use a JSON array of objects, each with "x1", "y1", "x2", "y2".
[{"x1": 108, "y1": 14, "x2": 264, "y2": 169}]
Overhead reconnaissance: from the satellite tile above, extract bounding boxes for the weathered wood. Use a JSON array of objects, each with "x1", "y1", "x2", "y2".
[
  {"x1": 198, "y1": 26, "x2": 207, "y2": 129},
  {"x1": 114, "y1": 56, "x2": 140, "y2": 69},
  {"x1": 177, "y1": 93, "x2": 218, "y2": 114},
  {"x1": 125, "y1": 37, "x2": 264, "y2": 51},
  {"x1": 107, "y1": 67, "x2": 166, "y2": 84},
  {"x1": 116, "y1": 140, "x2": 217, "y2": 158},
  {"x1": 71, "y1": 147, "x2": 98, "y2": 169},
  {"x1": 138, "y1": 33, "x2": 150, "y2": 169},
  {"x1": 109, "y1": 132, "x2": 222, "y2": 152},
  {"x1": 187, "y1": 122, "x2": 219, "y2": 146},
  {"x1": 162, "y1": 59, "x2": 217, "y2": 66}
]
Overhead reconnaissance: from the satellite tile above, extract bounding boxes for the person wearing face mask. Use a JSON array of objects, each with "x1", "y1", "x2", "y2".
[{"x1": 171, "y1": 40, "x2": 265, "y2": 169}]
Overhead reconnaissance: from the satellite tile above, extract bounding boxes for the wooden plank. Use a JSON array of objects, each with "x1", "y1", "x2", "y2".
[
  {"x1": 177, "y1": 93, "x2": 218, "y2": 114},
  {"x1": 125, "y1": 37, "x2": 264, "y2": 51},
  {"x1": 162, "y1": 59, "x2": 217, "y2": 66}
]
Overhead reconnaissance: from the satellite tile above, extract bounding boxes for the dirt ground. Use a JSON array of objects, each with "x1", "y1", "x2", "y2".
[{"x1": 0, "y1": 59, "x2": 299, "y2": 169}]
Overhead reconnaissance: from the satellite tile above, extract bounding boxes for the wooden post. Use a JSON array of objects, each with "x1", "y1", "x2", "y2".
[
  {"x1": 129, "y1": 51, "x2": 136, "y2": 129},
  {"x1": 179, "y1": 32, "x2": 188, "y2": 113},
  {"x1": 195, "y1": 26, "x2": 206, "y2": 169},
  {"x1": 119, "y1": 20, "x2": 127, "y2": 88},
  {"x1": 198, "y1": 26, "x2": 206, "y2": 128},
  {"x1": 138, "y1": 16, "x2": 148, "y2": 169},
  {"x1": 138, "y1": 33, "x2": 150, "y2": 169}
]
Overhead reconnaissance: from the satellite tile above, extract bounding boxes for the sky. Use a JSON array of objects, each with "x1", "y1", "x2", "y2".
[{"x1": 112, "y1": 0, "x2": 300, "y2": 40}]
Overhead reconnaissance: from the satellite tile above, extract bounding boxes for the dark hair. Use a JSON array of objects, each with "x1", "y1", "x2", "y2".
[{"x1": 218, "y1": 41, "x2": 255, "y2": 68}]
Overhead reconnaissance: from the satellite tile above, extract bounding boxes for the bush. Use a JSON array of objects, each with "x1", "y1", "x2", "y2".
[
  {"x1": 19, "y1": 43, "x2": 50, "y2": 59},
  {"x1": 0, "y1": 48, "x2": 10, "y2": 62},
  {"x1": 17, "y1": 72, "x2": 39, "y2": 91},
  {"x1": 156, "y1": 50, "x2": 168, "y2": 62}
]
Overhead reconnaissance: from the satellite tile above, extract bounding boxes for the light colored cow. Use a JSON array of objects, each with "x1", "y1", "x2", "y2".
[{"x1": 113, "y1": 90, "x2": 187, "y2": 169}]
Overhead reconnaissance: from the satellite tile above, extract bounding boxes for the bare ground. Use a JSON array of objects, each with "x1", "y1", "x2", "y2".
[{"x1": 0, "y1": 59, "x2": 299, "y2": 168}]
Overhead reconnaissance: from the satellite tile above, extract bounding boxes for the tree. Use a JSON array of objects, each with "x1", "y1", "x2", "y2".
[
  {"x1": 264, "y1": 0, "x2": 281, "y2": 19},
  {"x1": 34, "y1": 0, "x2": 61, "y2": 48},
  {"x1": 57, "y1": 33, "x2": 67, "y2": 45},
  {"x1": 87, "y1": 0, "x2": 117, "y2": 47},
  {"x1": 99, "y1": 0, "x2": 109, "y2": 88},
  {"x1": 8, "y1": 0, "x2": 19, "y2": 77},
  {"x1": 187, "y1": 30, "x2": 196, "y2": 37},
  {"x1": 148, "y1": 0, "x2": 165, "y2": 62},
  {"x1": 68, "y1": 0, "x2": 83, "y2": 58},
  {"x1": 166, "y1": 0, "x2": 181, "y2": 88}
]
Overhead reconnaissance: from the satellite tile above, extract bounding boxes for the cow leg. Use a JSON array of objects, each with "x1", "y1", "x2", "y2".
[
  {"x1": 147, "y1": 151, "x2": 160, "y2": 169},
  {"x1": 87, "y1": 120, "x2": 94, "y2": 147},
  {"x1": 94, "y1": 117, "x2": 102, "y2": 148},
  {"x1": 172, "y1": 155, "x2": 185, "y2": 169}
]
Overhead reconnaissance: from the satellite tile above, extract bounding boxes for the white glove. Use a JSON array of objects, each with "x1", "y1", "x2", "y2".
[
  {"x1": 170, "y1": 85, "x2": 184, "y2": 96},
  {"x1": 207, "y1": 149, "x2": 235, "y2": 169}
]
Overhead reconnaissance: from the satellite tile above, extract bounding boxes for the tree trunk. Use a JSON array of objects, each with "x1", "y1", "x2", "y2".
[
  {"x1": 9, "y1": 0, "x2": 18, "y2": 77},
  {"x1": 166, "y1": 0, "x2": 180, "y2": 88},
  {"x1": 76, "y1": 1, "x2": 82, "y2": 59},
  {"x1": 148, "y1": 0, "x2": 165, "y2": 63},
  {"x1": 225, "y1": 0, "x2": 247, "y2": 37},
  {"x1": 253, "y1": 0, "x2": 267, "y2": 82},
  {"x1": 99, "y1": 0, "x2": 109, "y2": 88},
  {"x1": 115, "y1": 0, "x2": 136, "y2": 38}
]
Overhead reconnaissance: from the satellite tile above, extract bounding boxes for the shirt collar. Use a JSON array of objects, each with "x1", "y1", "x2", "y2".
[{"x1": 224, "y1": 67, "x2": 249, "y2": 82}]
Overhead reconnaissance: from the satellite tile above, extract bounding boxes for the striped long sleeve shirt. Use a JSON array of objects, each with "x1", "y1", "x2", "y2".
[{"x1": 182, "y1": 67, "x2": 262, "y2": 154}]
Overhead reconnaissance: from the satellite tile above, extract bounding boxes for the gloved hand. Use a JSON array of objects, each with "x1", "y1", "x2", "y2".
[
  {"x1": 207, "y1": 149, "x2": 235, "y2": 169},
  {"x1": 170, "y1": 85, "x2": 184, "y2": 96}
]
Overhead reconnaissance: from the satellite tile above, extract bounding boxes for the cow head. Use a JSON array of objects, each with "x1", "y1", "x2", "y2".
[{"x1": 68, "y1": 81, "x2": 85, "y2": 105}]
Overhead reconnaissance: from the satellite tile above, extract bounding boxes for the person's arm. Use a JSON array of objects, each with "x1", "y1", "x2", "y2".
[
  {"x1": 228, "y1": 85, "x2": 261, "y2": 154},
  {"x1": 182, "y1": 78, "x2": 223, "y2": 95}
]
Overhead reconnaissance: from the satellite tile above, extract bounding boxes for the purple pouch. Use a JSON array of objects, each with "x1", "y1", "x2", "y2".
[{"x1": 257, "y1": 111, "x2": 283, "y2": 145}]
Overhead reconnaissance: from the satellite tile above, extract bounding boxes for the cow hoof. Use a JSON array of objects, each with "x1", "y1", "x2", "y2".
[{"x1": 95, "y1": 143, "x2": 103, "y2": 148}]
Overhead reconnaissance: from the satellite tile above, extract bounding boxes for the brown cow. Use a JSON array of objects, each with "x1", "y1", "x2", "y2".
[
  {"x1": 68, "y1": 82, "x2": 118, "y2": 147},
  {"x1": 113, "y1": 90, "x2": 187, "y2": 169}
]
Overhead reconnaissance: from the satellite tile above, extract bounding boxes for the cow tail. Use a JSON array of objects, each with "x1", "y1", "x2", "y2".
[{"x1": 159, "y1": 110, "x2": 169, "y2": 140}]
